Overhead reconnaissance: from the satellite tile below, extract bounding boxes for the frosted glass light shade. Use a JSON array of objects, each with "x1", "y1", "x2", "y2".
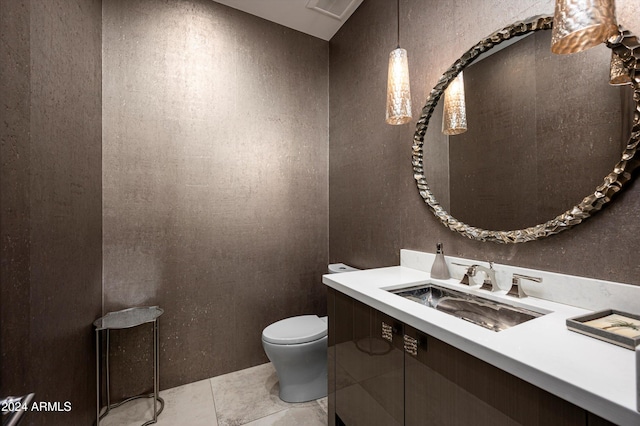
[
  {"x1": 442, "y1": 72, "x2": 467, "y2": 136},
  {"x1": 551, "y1": 0, "x2": 618, "y2": 54},
  {"x1": 385, "y1": 48, "x2": 412, "y2": 125},
  {"x1": 609, "y1": 51, "x2": 632, "y2": 85}
]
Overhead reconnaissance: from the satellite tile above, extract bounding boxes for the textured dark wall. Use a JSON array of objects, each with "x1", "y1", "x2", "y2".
[
  {"x1": 102, "y1": 0, "x2": 329, "y2": 397},
  {"x1": 328, "y1": 0, "x2": 404, "y2": 269},
  {"x1": 329, "y1": 0, "x2": 640, "y2": 285},
  {"x1": 0, "y1": 0, "x2": 103, "y2": 425},
  {"x1": 1, "y1": 0, "x2": 32, "y2": 401}
]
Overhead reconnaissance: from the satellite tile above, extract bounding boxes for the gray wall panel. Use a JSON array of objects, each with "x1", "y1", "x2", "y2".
[
  {"x1": 0, "y1": 0, "x2": 103, "y2": 424},
  {"x1": 102, "y1": 0, "x2": 329, "y2": 397}
]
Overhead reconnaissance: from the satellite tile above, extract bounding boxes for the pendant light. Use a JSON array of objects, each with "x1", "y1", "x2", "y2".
[
  {"x1": 385, "y1": 0, "x2": 412, "y2": 125},
  {"x1": 442, "y1": 72, "x2": 467, "y2": 135},
  {"x1": 551, "y1": 0, "x2": 618, "y2": 54}
]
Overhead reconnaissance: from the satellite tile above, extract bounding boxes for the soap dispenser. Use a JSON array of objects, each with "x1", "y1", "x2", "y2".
[{"x1": 430, "y1": 243, "x2": 451, "y2": 280}]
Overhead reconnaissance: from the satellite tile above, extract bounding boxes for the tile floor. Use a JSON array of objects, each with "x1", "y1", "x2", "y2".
[{"x1": 101, "y1": 362, "x2": 328, "y2": 426}]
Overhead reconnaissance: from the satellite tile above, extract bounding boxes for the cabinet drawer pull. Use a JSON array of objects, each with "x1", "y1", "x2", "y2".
[
  {"x1": 381, "y1": 322, "x2": 393, "y2": 342},
  {"x1": 404, "y1": 335, "x2": 418, "y2": 356}
]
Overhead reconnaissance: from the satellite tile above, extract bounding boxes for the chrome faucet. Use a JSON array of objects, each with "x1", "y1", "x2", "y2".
[
  {"x1": 475, "y1": 262, "x2": 497, "y2": 292},
  {"x1": 507, "y1": 273, "x2": 542, "y2": 298},
  {"x1": 452, "y1": 262, "x2": 496, "y2": 288},
  {"x1": 451, "y1": 262, "x2": 477, "y2": 285}
]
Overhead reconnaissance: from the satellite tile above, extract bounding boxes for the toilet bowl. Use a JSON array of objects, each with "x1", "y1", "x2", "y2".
[{"x1": 261, "y1": 263, "x2": 358, "y2": 403}]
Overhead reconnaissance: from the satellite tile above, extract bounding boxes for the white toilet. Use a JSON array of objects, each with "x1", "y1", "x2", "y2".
[{"x1": 261, "y1": 263, "x2": 358, "y2": 403}]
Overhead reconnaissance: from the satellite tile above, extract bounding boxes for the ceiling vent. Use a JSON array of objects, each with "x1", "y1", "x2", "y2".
[{"x1": 306, "y1": 0, "x2": 358, "y2": 21}]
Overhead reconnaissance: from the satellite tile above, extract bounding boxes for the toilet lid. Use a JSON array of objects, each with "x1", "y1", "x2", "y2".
[{"x1": 262, "y1": 315, "x2": 327, "y2": 345}]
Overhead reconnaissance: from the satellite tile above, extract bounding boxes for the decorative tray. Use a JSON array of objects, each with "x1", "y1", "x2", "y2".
[{"x1": 566, "y1": 309, "x2": 640, "y2": 350}]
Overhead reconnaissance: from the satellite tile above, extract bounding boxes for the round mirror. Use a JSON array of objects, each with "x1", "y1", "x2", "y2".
[{"x1": 412, "y1": 16, "x2": 640, "y2": 243}]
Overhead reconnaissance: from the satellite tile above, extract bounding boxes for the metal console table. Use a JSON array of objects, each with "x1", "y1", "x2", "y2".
[{"x1": 94, "y1": 306, "x2": 164, "y2": 426}]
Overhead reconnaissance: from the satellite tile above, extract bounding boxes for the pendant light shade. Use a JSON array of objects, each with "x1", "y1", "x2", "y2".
[
  {"x1": 442, "y1": 72, "x2": 467, "y2": 136},
  {"x1": 551, "y1": 0, "x2": 618, "y2": 54},
  {"x1": 609, "y1": 50, "x2": 632, "y2": 85},
  {"x1": 386, "y1": 47, "x2": 412, "y2": 125},
  {"x1": 385, "y1": 0, "x2": 412, "y2": 125}
]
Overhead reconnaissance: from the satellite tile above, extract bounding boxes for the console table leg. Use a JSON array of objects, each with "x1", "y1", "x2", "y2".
[
  {"x1": 96, "y1": 329, "x2": 100, "y2": 426},
  {"x1": 153, "y1": 319, "x2": 158, "y2": 422},
  {"x1": 106, "y1": 329, "x2": 111, "y2": 412}
]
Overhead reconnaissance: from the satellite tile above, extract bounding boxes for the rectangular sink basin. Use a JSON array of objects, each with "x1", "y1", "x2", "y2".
[{"x1": 388, "y1": 284, "x2": 545, "y2": 332}]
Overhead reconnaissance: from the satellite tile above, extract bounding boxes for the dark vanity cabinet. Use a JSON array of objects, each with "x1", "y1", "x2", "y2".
[
  {"x1": 403, "y1": 325, "x2": 584, "y2": 426},
  {"x1": 327, "y1": 288, "x2": 616, "y2": 426},
  {"x1": 330, "y1": 289, "x2": 404, "y2": 426}
]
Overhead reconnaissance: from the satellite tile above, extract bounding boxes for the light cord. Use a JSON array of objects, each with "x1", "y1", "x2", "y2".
[{"x1": 397, "y1": 0, "x2": 400, "y2": 48}]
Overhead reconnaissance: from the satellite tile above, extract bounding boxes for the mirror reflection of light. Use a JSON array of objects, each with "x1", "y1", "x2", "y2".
[
  {"x1": 442, "y1": 72, "x2": 467, "y2": 136},
  {"x1": 609, "y1": 51, "x2": 632, "y2": 85}
]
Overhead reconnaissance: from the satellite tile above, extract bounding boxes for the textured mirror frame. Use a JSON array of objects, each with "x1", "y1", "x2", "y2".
[{"x1": 412, "y1": 15, "x2": 640, "y2": 243}]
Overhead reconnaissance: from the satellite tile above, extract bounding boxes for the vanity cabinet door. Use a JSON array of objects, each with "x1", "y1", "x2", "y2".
[
  {"x1": 330, "y1": 289, "x2": 404, "y2": 426},
  {"x1": 329, "y1": 290, "x2": 610, "y2": 426},
  {"x1": 404, "y1": 325, "x2": 585, "y2": 426}
]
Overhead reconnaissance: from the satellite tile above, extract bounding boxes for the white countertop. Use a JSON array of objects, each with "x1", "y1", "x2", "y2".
[{"x1": 323, "y1": 265, "x2": 640, "y2": 426}]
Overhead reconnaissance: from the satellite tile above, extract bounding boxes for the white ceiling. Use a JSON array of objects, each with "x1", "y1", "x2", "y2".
[{"x1": 212, "y1": 0, "x2": 364, "y2": 41}]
